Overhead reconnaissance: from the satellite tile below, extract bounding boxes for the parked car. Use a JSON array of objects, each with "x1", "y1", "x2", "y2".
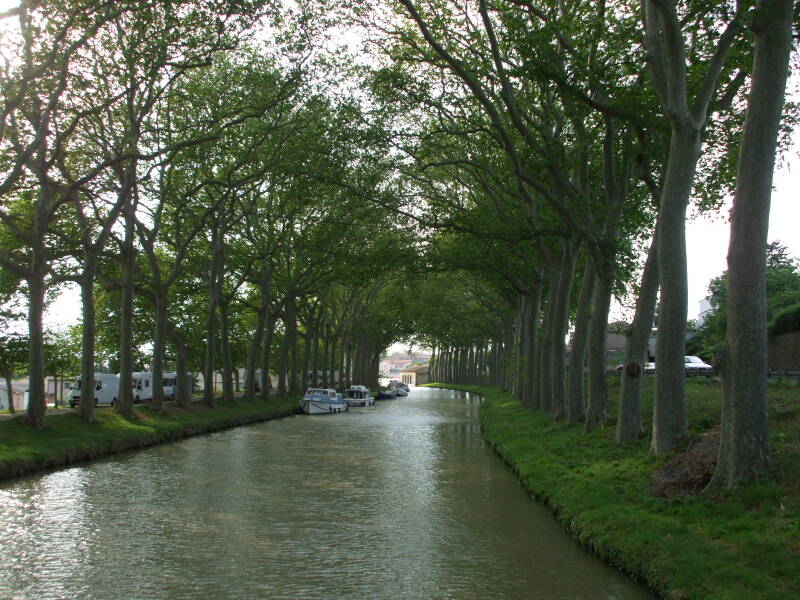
[
  {"x1": 644, "y1": 362, "x2": 656, "y2": 374},
  {"x1": 684, "y1": 356, "x2": 714, "y2": 377}
]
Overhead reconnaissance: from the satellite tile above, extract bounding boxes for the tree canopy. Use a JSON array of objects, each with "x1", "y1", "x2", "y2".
[{"x1": 0, "y1": 0, "x2": 796, "y2": 487}]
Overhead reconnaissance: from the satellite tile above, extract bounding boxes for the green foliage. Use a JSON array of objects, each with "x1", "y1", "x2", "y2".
[
  {"x1": 0, "y1": 334, "x2": 29, "y2": 378},
  {"x1": 43, "y1": 327, "x2": 82, "y2": 376},
  {"x1": 689, "y1": 242, "x2": 800, "y2": 359},
  {"x1": 769, "y1": 303, "x2": 800, "y2": 337}
]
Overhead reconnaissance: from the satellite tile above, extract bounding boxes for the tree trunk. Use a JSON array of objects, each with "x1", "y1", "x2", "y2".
[
  {"x1": 518, "y1": 296, "x2": 532, "y2": 407},
  {"x1": 203, "y1": 234, "x2": 219, "y2": 408},
  {"x1": 584, "y1": 264, "x2": 613, "y2": 432},
  {"x1": 617, "y1": 233, "x2": 659, "y2": 442},
  {"x1": 116, "y1": 197, "x2": 136, "y2": 417},
  {"x1": 709, "y1": 0, "x2": 793, "y2": 488},
  {"x1": 150, "y1": 292, "x2": 166, "y2": 412},
  {"x1": 3, "y1": 372, "x2": 14, "y2": 414},
  {"x1": 246, "y1": 308, "x2": 266, "y2": 400},
  {"x1": 79, "y1": 256, "x2": 97, "y2": 423},
  {"x1": 566, "y1": 259, "x2": 596, "y2": 425},
  {"x1": 287, "y1": 299, "x2": 299, "y2": 395},
  {"x1": 25, "y1": 226, "x2": 49, "y2": 426},
  {"x1": 166, "y1": 326, "x2": 191, "y2": 410},
  {"x1": 312, "y1": 320, "x2": 320, "y2": 387},
  {"x1": 277, "y1": 320, "x2": 289, "y2": 397},
  {"x1": 220, "y1": 300, "x2": 234, "y2": 403},
  {"x1": 651, "y1": 130, "x2": 698, "y2": 453},
  {"x1": 322, "y1": 322, "x2": 330, "y2": 388},
  {"x1": 551, "y1": 241, "x2": 579, "y2": 420},
  {"x1": 331, "y1": 333, "x2": 344, "y2": 387},
  {"x1": 260, "y1": 312, "x2": 275, "y2": 400},
  {"x1": 343, "y1": 338, "x2": 351, "y2": 389},
  {"x1": 301, "y1": 330, "x2": 312, "y2": 391},
  {"x1": 538, "y1": 270, "x2": 559, "y2": 413}
]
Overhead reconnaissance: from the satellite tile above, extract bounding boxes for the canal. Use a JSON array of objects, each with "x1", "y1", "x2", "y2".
[{"x1": 0, "y1": 387, "x2": 653, "y2": 599}]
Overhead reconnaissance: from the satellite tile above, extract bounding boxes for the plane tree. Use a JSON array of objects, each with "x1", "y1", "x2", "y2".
[
  {"x1": 362, "y1": 0, "x2": 662, "y2": 434},
  {"x1": 0, "y1": 0, "x2": 271, "y2": 424},
  {"x1": 708, "y1": 0, "x2": 795, "y2": 484},
  {"x1": 0, "y1": 0, "x2": 132, "y2": 427},
  {"x1": 641, "y1": 0, "x2": 754, "y2": 453}
]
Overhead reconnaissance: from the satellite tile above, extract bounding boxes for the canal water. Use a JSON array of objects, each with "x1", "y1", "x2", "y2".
[{"x1": 0, "y1": 387, "x2": 654, "y2": 599}]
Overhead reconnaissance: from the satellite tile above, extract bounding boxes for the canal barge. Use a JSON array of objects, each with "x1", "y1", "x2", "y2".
[
  {"x1": 300, "y1": 388, "x2": 349, "y2": 414},
  {"x1": 343, "y1": 385, "x2": 375, "y2": 407}
]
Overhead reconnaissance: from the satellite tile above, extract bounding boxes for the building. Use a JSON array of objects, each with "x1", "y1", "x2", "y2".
[
  {"x1": 695, "y1": 297, "x2": 713, "y2": 327},
  {"x1": 379, "y1": 352, "x2": 430, "y2": 378},
  {"x1": 399, "y1": 364, "x2": 429, "y2": 386},
  {"x1": 0, "y1": 381, "x2": 27, "y2": 411}
]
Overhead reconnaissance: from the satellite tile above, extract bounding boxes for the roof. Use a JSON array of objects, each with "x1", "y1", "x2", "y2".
[
  {"x1": 0, "y1": 381, "x2": 28, "y2": 392},
  {"x1": 399, "y1": 364, "x2": 429, "y2": 373}
]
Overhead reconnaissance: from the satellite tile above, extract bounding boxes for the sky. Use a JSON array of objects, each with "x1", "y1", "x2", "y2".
[
  {"x1": 685, "y1": 140, "x2": 798, "y2": 319},
  {"x1": 0, "y1": 0, "x2": 796, "y2": 330}
]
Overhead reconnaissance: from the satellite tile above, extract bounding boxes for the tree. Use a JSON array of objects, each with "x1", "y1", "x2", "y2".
[
  {"x1": 708, "y1": 0, "x2": 795, "y2": 488},
  {"x1": 0, "y1": 333, "x2": 28, "y2": 414},
  {"x1": 642, "y1": 0, "x2": 750, "y2": 455},
  {"x1": 690, "y1": 242, "x2": 800, "y2": 360},
  {"x1": 44, "y1": 327, "x2": 81, "y2": 407},
  {"x1": 0, "y1": 0, "x2": 121, "y2": 428}
]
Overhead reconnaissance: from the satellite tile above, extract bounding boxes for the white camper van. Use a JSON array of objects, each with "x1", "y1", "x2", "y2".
[
  {"x1": 161, "y1": 372, "x2": 192, "y2": 400},
  {"x1": 131, "y1": 372, "x2": 153, "y2": 403},
  {"x1": 68, "y1": 373, "x2": 119, "y2": 408}
]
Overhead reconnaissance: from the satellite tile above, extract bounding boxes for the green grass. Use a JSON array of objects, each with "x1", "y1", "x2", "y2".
[
  {"x1": 0, "y1": 395, "x2": 300, "y2": 480},
  {"x1": 425, "y1": 379, "x2": 800, "y2": 600}
]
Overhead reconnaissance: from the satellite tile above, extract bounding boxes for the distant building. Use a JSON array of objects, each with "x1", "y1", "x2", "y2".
[
  {"x1": 695, "y1": 297, "x2": 713, "y2": 327},
  {"x1": 379, "y1": 352, "x2": 430, "y2": 378},
  {"x1": 0, "y1": 381, "x2": 27, "y2": 410},
  {"x1": 399, "y1": 364, "x2": 429, "y2": 386}
]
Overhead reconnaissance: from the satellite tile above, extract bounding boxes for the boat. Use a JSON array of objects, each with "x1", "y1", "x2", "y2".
[
  {"x1": 343, "y1": 385, "x2": 374, "y2": 407},
  {"x1": 388, "y1": 380, "x2": 409, "y2": 397},
  {"x1": 376, "y1": 387, "x2": 396, "y2": 400},
  {"x1": 300, "y1": 388, "x2": 349, "y2": 415}
]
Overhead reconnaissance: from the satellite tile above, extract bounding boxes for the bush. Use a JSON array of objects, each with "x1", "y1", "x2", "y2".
[{"x1": 769, "y1": 302, "x2": 800, "y2": 337}]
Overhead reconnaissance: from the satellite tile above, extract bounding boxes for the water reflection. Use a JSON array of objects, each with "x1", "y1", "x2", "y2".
[{"x1": 0, "y1": 388, "x2": 653, "y2": 599}]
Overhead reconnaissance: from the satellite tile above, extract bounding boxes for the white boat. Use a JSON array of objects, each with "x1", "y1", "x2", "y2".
[
  {"x1": 300, "y1": 388, "x2": 349, "y2": 415},
  {"x1": 388, "y1": 380, "x2": 409, "y2": 397},
  {"x1": 343, "y1": 385, "x2": 374, "y2": 407}
]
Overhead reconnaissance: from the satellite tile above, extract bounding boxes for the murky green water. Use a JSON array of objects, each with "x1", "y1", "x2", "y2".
[{"x1": 0, "y1": 387, "x2": 653, "y2": 599}]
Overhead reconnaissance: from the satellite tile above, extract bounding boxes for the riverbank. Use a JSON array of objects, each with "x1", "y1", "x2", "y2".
[
  {"x1": 426, "y1": 379, "x2": 800, "y2": 600},
  {"x1": 0, "y1": 396, "x2": 300, "y2": 482}
]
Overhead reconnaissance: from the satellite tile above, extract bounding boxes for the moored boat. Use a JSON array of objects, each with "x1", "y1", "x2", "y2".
[
  {"x1": 300, "y1": 388, "x2": 349, "y2": 414},
  {"x1": 388, "y1": 380, "x2": 409, "y2": 397},
  {"x1": 343, "y1": 385, "x2": 374, "y2": 407},
  {"x1": 376, "y1": 387, "x2": 396, "y2": 400}
]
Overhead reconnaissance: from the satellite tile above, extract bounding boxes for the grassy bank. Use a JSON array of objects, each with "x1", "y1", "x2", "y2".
[
  {"x1": 0, "y1": 396, "x2": 300, "y2": 481},
  {"x1": 426, "y1": 379, "x2": 800, "y2": 600}
]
